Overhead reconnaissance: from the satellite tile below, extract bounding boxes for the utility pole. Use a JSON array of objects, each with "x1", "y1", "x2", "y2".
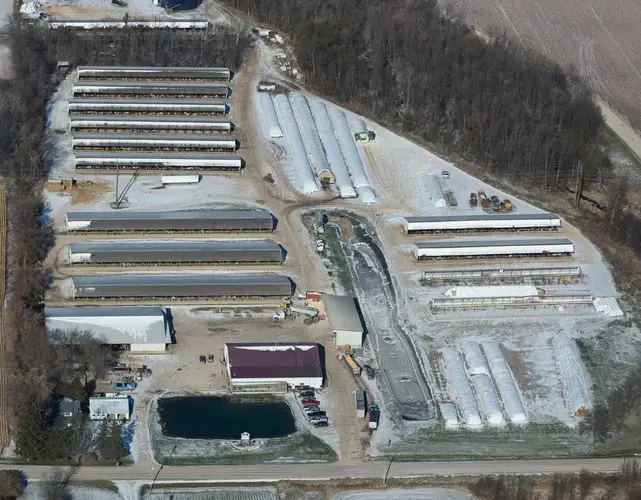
[{"x1": 115, "y1": 162, "x2": 120, "y2": 208}]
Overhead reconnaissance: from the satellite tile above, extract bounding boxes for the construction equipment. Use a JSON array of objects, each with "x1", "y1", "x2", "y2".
[
  {"x1": 478, "y1": 191, "x2": 491, "y2": 212},
  {"x1": 469, "y1": 192, "x2": 478, "y2": 207},
  {"x1": 503, "y1": 199, "x2": 513, "y2": 212},
  {"x1": 343, "y1": 354, "x2": 362, "y2": 376}
]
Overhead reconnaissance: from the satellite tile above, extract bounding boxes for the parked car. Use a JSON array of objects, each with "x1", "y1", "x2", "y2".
[
  {"x1": 298, "y1": 391, "x2": 315, "y2": 398},
  {"x1": 309, "y1": 417, "x2": 328, "y2": 424},
  {"x1": 442, "y1": 170, "x2": 450, "y2": 179},
  {"x1": 303, "y1": 406, "x2": 320, "y2": 414},
  {"x1": 302, "y1": 399, "x2": 321, "y2": 407},
  {"x1": 199, "y1": 355, "x2": 206, "y2": 364},
  {"x1": 208, "y1": 354, "x2": 214, "y2": 363},
  {"x1": 306, "y1": 411, "x2": 326, "y2": 419},
  {"x1": 313, "y1": 421, "x2": 329, "y2": 428},
  {"x1": 490, "y1": 195, "x2": 501, "y2": 210}
]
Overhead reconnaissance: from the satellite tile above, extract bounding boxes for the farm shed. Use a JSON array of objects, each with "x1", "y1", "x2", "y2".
[
  {"x1": 66, "y1": 241, "x2": 284, "y2": 265},
  {"x1": 258, "y1": 93, "x2": 283, "y2": 138},
  {"x1": 65, "y1": 210, "x2": 274, "y2": 233},
  {"x1": 161, "y1": 175, "x2": 201, "y2": 185},
  {"x1": 76, "y1": 66, "x2": 231, "y2": 81},
  {"x1": 71, "y1": 134, "x2": 238, "y2": 151},
  {"x1": 402, "y1": 213, "x2": 562, "y2": 234},
  {"x1": 70, "y1": 115, "x2": 232, "y2": 133},
  {"x1": 323, "y1": 294, "x2": 365, "y2": 348},
  {"x1": 439, "y1": 402, "x2": 459, "y2": 428},
  {"x1": 482, "y1": 342, "x2": 528, "y2": 424},
  {"x1": 413, "y1": 238, "x2": 575, "y2": 260},
  {"x1": 73, "y1": 152, "x2": 243, "y2": 171},
  {"x1": 422, "y1": 266, "x2": 581, "y2": 282},
  {"x1": 442, "y1": 349, "x2": 482, "y2": 427},
  {"x1": 71, "y1": 275, "x2": 294, "y2": 299},
  {"x1": 309, "y1": 100, "x2": 357, "y2": 198},
  {"x1": 46, "y1": 306, "x2": 168, "y2": 353},
  {"x1": 470, "y1": 374, "x2": 505, "y2": 425},
  {"x1": 273, "y1": 94, "x2": 319, "y2": 194},
  {"x1": 444, "y1": 286, "x2": 540, "y2": 299},
  {"x1": 461, "y1": 342, "x2": 488, "y2": 375},
  {"x1": 72, "y1": 81, "x2": 230, "y2": 97},
  {"x1": 225, "y1": 342, "x2": 323, "y2": 389},
  {"x1": 554, "y1": 332, "x2": 590, "y2": 416},
  {"x1": 68, "y1": 98, "x2": 229, "y2": 115},
  {"x1": 329, "y1": 109, "x2": 377, "y2": 204},
  {"x1": 289, "y1": 93, "x2": 331, "y2": 178},
  {"x1": 49, "y1": 20, "x2": 210, "y2": 29},
  {"x1": 89, "y1": 397, "x2": 130, "y2": 420}
]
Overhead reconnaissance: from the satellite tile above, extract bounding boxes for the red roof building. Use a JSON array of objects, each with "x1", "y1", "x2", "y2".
[{"x1": 224, "y1": 342, "x2": 323, "y2": 389}]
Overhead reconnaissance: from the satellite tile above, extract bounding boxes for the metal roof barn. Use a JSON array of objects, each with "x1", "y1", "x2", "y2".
[
  {"x1": 68, "y1": 99, "x2": 229, "y2": 115},
  {"x1": 46, "y1": 306, "x2": 168, "y2": 352},
  {"x1": 49, "y1": 20, "x2": 210, "y2": 29},
  {"x1": 70, "y1": 115, "x2": 232, "y2": 133},
  {"x1": 403, "y1": 213, "x2": 562, "y2": 233},
  {"x1": 414, "y1": 238, "x2": 574, "y2": 260},
  {"x1": 71, "y1": 134, "x2": 237, "y2": 151},
  {"x1": 225, "y1": 342, "x2": 323, "y2": 389},
  {"x1": 65, "y1": 210, "x2": 274, "y2": 233},
  {"x1": 89, "y1": 397, "x2": 131, "y2": 420},
  {"x1": 76, "y1": 66, "x2": 231, "y2": 81},
  {"x1": 323, "y1": 294, "x2": 364, "y2": 348},
  {"x1": 67, "y1": 241, "x2": 284, "y2": 265},
  {"x1": 71, "y1": 275, "x2": 294, "y2": 299},
  {"x1": 74, "y1": 152, "x2": 243, "y2": 171},
  {"x1": 73, "y1": 81, "x2": 230, "y2": 97}
]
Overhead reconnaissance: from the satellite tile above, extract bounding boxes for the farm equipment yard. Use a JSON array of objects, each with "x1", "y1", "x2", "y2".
[{"x1": 40, "y1": 42, "x2": 636, "y2": 469}]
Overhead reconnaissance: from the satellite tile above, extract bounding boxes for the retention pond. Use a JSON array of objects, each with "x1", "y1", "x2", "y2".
[{"x1": 158, "y1": 396, "x2": 296, "y2": 439}]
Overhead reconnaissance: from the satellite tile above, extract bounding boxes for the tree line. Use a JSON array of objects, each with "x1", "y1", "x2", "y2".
[
  {"x1": 223, "y1": 0, "x2": 605, "y2": 190},
  {"x1": 0, "y1": 18, "x2": 251, "y2": 471},
  {"x1": 471, "y1": 460, "x2": 641, "y2": 500}
]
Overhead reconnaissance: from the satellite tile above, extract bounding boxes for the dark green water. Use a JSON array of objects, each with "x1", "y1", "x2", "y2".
[{"x1": 158, "y1": 396, "x2": 296, "y2": 439}]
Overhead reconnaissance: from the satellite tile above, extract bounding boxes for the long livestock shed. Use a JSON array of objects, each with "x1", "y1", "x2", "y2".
[
  {"x1": 68, "y1": 99, "x2": 229, "y2": 115},
  {"x1": 74, "y1": 152, "x2": 243, "y2": 171},
  {"x1": 71, "y1": 134, "x2": 238, "y2": 152},
  {"x1": 76, "y1": 66, "x2": 231, "y2": 81},
  {"x1": 73, "y1": 81, "x2": 230, "y2": 97},
  {"x1": 69, "y1": 115, "x2": 232, "y2": 133},
  {"x1": 403, "y1": 213, "x2": 562, "y2": 234},
  {"x1": 66, "y1": 241, "x2": 284, "y2": 265},
  {"x1": 413, "y1": 238, "x2": 575, "y2": 260},
  {"x1": 49, "y1": 20, "x2": 210, "y2": 30},
  {"x1": 71, "y1": 275, "x2": 294, "y2": 299},
  {"x1": 65, "y1": 210, "x2": 275, "y2": 233}
]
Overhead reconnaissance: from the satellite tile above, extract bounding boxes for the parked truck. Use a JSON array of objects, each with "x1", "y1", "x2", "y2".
[
  {"x1": 343, "y1": 354, "x2": 362, "y2": 376},
  {"x1": 369, "y1": 404, "x2": 380, "y2": 429},
  {"x1": 290, "y1": 305, "x2": 319, "y2": 317},
  {"x1": 355, "y1": 389, "x2": 366, "y2": 418}
]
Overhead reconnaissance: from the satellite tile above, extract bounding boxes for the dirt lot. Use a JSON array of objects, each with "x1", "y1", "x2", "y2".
[{"x1": 439, "y1": 0, "x2": 641, "y2": 132}]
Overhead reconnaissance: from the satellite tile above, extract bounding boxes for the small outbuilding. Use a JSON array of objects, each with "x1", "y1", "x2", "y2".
[
  {"x1": 59, "y1": 397, "x2": 81, "y2": 418},
  {"x1": 89, "y1": 396, "x2": 130, "y2": 420},
  {"x1": 323, "y1": 294, "x2": 365, "y2": 349},
  {"x1": 225, "y1": 342, "x2": 323, "y2": 389}
]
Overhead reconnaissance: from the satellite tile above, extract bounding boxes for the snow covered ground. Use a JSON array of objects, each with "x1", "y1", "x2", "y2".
[{"x1": 332, "y1": 489, "x2": 476, "y2": 500}]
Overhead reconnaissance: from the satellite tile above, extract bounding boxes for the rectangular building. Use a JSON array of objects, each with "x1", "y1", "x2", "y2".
[
  {"x1": 89, "y1": 397, "x2": 131, "y2": 420},
  {"x1": 46, "y1": 306, "x2": 168, "y2": 353},
  {"x1": 323, "y1": 294, "x2": 365, "y2": 348},
  {"x1": 225, "y1": 343, "x2": 323, "y2": 389}
]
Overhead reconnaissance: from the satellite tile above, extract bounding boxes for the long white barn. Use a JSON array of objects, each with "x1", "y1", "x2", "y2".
[
  {"x1": 414, "y1": 238, "x2": 574, "y2": 260},
  {"x1": 403, "y1": 213, "x2": 562, "y2": 234}
]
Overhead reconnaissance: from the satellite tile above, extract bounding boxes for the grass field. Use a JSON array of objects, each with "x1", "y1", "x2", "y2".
[{"x1": 440, "y1": 0, "x2": 641, "y2": 131}]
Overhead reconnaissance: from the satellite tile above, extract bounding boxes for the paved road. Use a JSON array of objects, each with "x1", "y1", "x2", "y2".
[{"x1": 0, "y1": 458, "x2": 626, "y2": 483}]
